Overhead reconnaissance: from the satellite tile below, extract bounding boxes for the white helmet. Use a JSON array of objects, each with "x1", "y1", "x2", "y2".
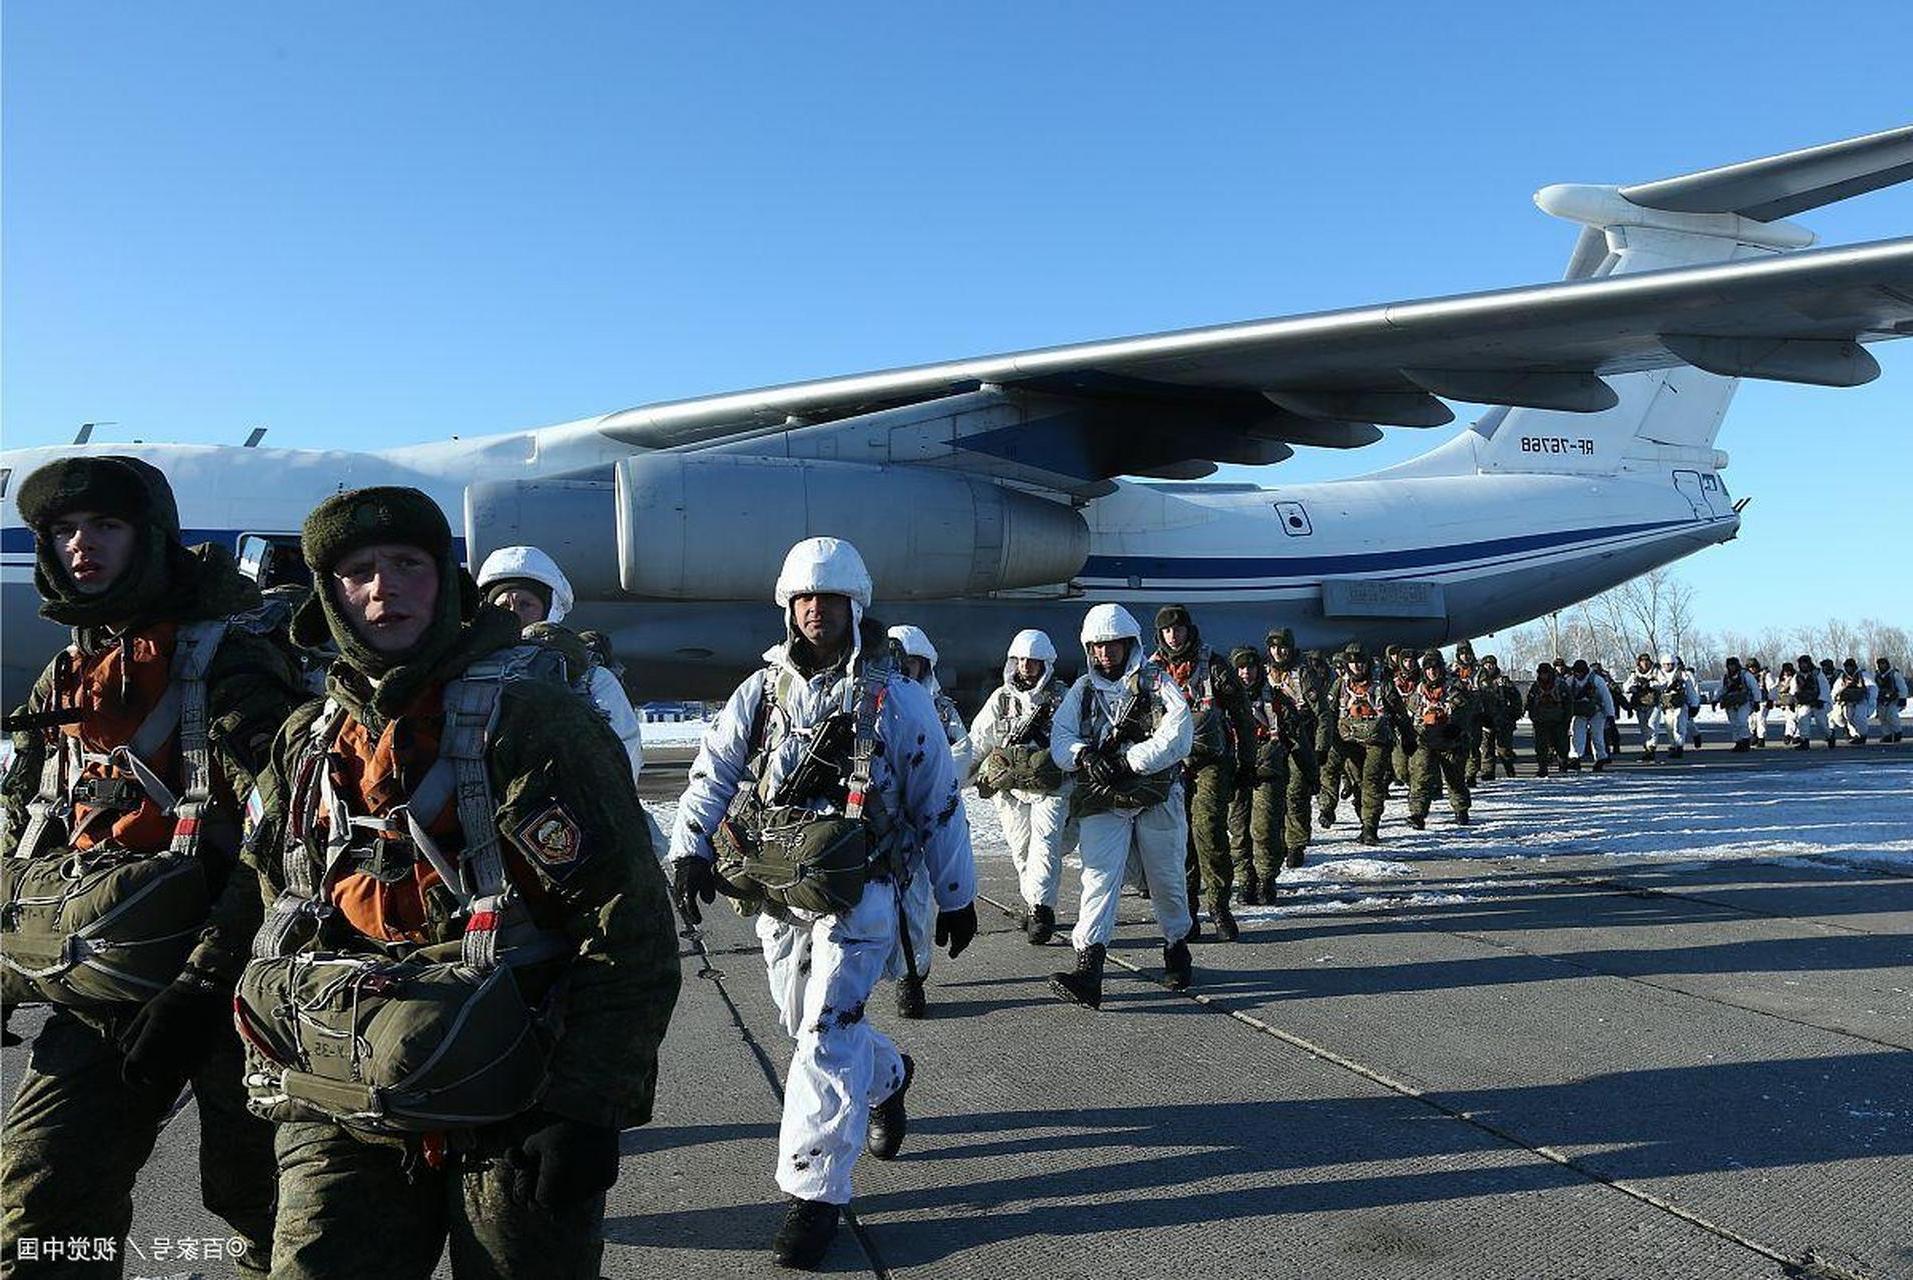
[
  {"x1": 887, "y1": 624, "x2": 938, "y2": 665},
  {"x1": 1660, "y1": 652, "x2": 1678, "y2": 668},
  {"x1": 774, "y1": 537, "x2": 872, "y2": 609},
  {"x1": 1079, "y1": 604, "x2": 1143, "y2": 678},
  {"x1": 475, "y1": 545, "x2": 577, "y2": 625},
  {"x1": 1080, "y1": 603, "x2": 1141, "y2": 647},
  {"x1": 1007, "y1": 629, "x2": 1057, "y2": 663}
]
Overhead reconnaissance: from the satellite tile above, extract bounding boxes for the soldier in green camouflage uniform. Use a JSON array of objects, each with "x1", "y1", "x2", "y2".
[
  {"x1": 1524, "y1": 663, "x2": 1573, "y2": 776},
  {"x1": 1474, "y1": 655, "x2": 1522, "y2": 779},
  {"x1": 1407, "y1": 649, "x2": 1473, "y2": 828},
  {"x1": 1322, "y1": 645, "x2": 1394, "y2": 845},
  {"x1": 1385, "y1": 647, "x2": 1420, "y2": 791},
  {"x1": 1449, "y1": 640, "x2": 1488, "y2": 786},
  {"x1": 1263, "y1": 629, "x2": 1324, "y2": 867},
  {"x1": 244, "y1": 488, "x2": 681, "y2": 1279},
  {"x1": 1153, "y1": 606, "x2": 1255, "y2": 941},
  {"x1": 1226, "y1": 646, "x2": 1296, "y2": 901},
  {"x1": 2, "y1": 457, "x2": 301, "y2": 1279}
]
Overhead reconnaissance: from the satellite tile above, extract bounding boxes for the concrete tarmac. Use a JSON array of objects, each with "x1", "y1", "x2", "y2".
[{"x1": 3, "y1": 744, "x2": 1909, "y2": 1279}]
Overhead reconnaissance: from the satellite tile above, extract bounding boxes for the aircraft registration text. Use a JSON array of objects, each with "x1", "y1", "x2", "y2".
[{"x1": 1518, "y1": 436, "x2": 1597, "y2": 456}]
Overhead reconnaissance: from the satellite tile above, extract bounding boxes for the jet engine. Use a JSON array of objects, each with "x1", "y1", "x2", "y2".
[
  {"x1": 614, "y1": 454, "x2": 1089, "y2": 600},
  {"x1": 464, "y1": 455, "x2": 1089, "y2": 601}
]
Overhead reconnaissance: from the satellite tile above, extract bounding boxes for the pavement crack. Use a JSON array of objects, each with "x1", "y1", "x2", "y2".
[
  {"x1": 1435, "y1": 923, "x2": 1913, "y2": 1053},
  {"x1": 977, "y1": 890, "x2": 1825, "y2": 1279}
]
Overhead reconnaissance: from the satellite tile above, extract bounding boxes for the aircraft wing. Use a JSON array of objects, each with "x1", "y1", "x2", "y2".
[
  {"x1": 592, "y1": 238, "x2": 1913, "y2": 480},
  {"x1": 585, "y1": 126, "x2": 1913, "y2": 491}
]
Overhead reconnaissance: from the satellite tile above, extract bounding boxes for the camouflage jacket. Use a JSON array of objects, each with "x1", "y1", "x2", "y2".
[
  {"x1": 246, "y1": 609, "x2": 681, "y2": 1129},
  {"x1": 3, "y1": 546, "x2": 301, "y2": 987}
]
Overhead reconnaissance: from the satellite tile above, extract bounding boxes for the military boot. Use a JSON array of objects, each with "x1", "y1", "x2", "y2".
[
  {"x1": 1050, "y1": 944, "x2": 1106, "y2": 1009},
  {"x1": 866, "y1": 1054, "x2": 915, "y2": 1160},
  {"x1": 895, "y1": 974, "x2": 926, "y2": 1020},
  {"x1": 1241, "y1": 868, "x2": 1262, "y2": 907},
  {"x1": 1162, "y1": 940, "x2": 1193, "y2": 990},
  {"x1": 1535, "y1": 759, "x2": 1549, "y2": 777},
  {"x1": 1407, "y1": 813, "x2": 1426, "y2": 830},
  {"x1": 1501, "y1": 752, "x2": 1519, "y2": 776},
  {"x1": 1026, "y1": 904, "x2": 1056, "y2": 946},
  {"x1": 1591, "y1": 758, "x2": 1608, "y2": 772},
  {"x1": 1284, "y1": 846, "x2": 1305, "y2": 869},
  {"x1": 1641, "y1": 746, "x2": 1655, "y2": 762},
  {"x1": 1358, "y1": 829, "x2": 1382, "y2": 846},
  {"x1": 772, "y1": 1197, "x2": 842, "y2": 1270},
  {"x1": 1211, "y1": 897, "x2": 1240, "y2": 942}
]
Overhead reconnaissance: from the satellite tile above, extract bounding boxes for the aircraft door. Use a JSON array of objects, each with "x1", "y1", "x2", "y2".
[
  {"x1": 1671, "y1": 470, "x2": 1707, "y2": 518},
  {"x1": 1697, "y1": 472, "x2": 1730, "y2": 517}
]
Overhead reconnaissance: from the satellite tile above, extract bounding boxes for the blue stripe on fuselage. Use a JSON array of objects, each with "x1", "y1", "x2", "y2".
[{"x1": 1079, "y1": 517, "x2": 1696, "y2": 581}]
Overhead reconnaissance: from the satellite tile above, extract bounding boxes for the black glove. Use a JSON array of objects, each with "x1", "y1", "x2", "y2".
[
  {"x1": 934, "y1": 903, "x2": 978, "y2": 959},
  {"x1": 1081, "y1": 746, "x2": 1130, "y2": 789},
  {"x1": 119, "y1": 969, "x2": 227, "y2": 1091},
  {"x1": 505, "y1": 1112, "x2": 622, "y2": 1211},
  {"x1": 671, "y1": 857, "x2": 717, "y2": 925}
]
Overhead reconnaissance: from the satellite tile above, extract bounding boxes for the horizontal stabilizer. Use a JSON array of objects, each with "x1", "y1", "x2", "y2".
[{"x1": 1621, "y1": 123, "x2": 1913, "y2": 222}]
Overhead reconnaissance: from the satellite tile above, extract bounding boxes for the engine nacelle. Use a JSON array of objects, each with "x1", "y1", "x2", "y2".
[
  {"x1": 464, "y1": 473, "x2": 622, "y2": 598},
  {"x1": 614, "y1": 454, "x2": 1089, "y2": 600}
]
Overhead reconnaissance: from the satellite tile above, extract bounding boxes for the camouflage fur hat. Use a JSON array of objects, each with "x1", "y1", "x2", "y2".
[
  {"x1": 16, "y1": 455, "x2": 180, "y2": 536},
  {"x1": 301, "y1": 486, "x2": 453, "y2": 575}
]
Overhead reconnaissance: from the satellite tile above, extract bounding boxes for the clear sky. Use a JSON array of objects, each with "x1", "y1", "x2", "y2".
[{"x1": 4, "y1": 3, "x2": 1909, "y2": 634}]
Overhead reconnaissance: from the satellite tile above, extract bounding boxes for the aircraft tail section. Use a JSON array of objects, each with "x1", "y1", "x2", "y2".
[
  {"x1": 1394, "y1": 126, "x2": 1913, "y2": 481},
  {"x1": 1466, "y1": 187, "x2": 1808, "y2": 478}
]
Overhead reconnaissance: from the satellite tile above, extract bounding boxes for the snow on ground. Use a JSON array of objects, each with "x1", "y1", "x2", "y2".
[
  {"x1": 642, "y1": 725, "x2": 1910, "y2": 912},
  {"x1": 642, "y1": 717, "x2": 715, "y2": 747},
  {"x1": 952, "y1": 755, "x2": 1913, "y2": 920}
]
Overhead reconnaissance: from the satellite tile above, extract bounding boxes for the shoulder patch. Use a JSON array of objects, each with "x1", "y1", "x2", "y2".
[{"x1": 512, "y1": 800, "x2": 588, "y2": 879}]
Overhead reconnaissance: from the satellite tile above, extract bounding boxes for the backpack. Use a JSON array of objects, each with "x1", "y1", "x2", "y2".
[
  {"x1": 1072, "y1": 666, "x2": 1179, "y2": 816},
  {"x1": 234, "y1": 644, "x2": 574, "y2": 1134},
  {"x1": 711, "y1": 662, "x2": 900, "y2": 918},
  {"x1": 2, "y1": 617, "x2": 257, "y2": 1009}
]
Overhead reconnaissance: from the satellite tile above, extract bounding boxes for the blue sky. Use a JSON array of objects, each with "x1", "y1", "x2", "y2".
[{"x1": 4, "y1": 3, "x2": 1909, "y2": 634}]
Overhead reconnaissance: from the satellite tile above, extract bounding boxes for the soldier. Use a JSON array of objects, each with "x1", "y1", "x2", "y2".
[
  {"x1": 969, "y1": 630, "x2": 1071, "y2": 942},
  {"x1": 1475, "y1": 655, "x2": 1522, "y2": 779},
  {"x1": 1653, "y1": 655, "x2": 1701, "y2": 758},
  {"x1": 1323, "y1": 645, "x2": 1393, "y2": 845},
  {"x1": 1621, "y1": 653, "x2": 1659, "y2": 761},
  {"x1": 1524, "y1": 662, "x2": 1572, "y2": 776},
  {"x1": 1746, "y1": 658, "x2": 1773, "y2": 746},
  {"x1": 885, "y1": 624, "x2": 973, "y2": 1018},
  {"x1": 1151, "y1": 606, "x2": 1254, "y2": 943},
  {"x1": 1450, "y1": 640, "x2": 1486, "y2": 786},
  {"x1": 1049, "y1": 605, "x2": 1194, "y2": 1008},
  {"x1": 1777, "y1": 660, "x2": 1804, "y2": 746},
  {"x1": 1786, "y1": 655, "x2": 1828, "y2": 747},
  {"x1": 1264, "y1": 627, "x2": 1325, "y2": 865},
  {"x1": 1817, "y1": 659, "x2": 1843, "y2": 747},
  {"x1": 668, "y1": 537, "x2": 975, "y2": 1269},
  {"x1": 1, "y1": 457, "x2": 301, "y2": 1278},
  {"x1": 1717, "y1": 656, "x2": 1761, "y2": 752},
  {"x1": 1566, "y1": 658, "x2": 1614, "y2": 772},
  {"x1": 238, "y1": 487, "x2": 681, "y2": 1279},
  {"x1": 477, "y1": 545, "x2": 646, "y2": 781},
  {"x1": 1228, "y1": 646, "x2": 1295, "y2": 901},
  {"x1": 1407, "y1": 649, "x2": 1472, "y2": 827},
  {"x1": 1831, "y1": 658, "x2": 1874, "y2": 745},
  {"x1": 1874, "y1": 657, "x2": 1907, "y2": 743},
  {"x1": 1386, "y1": 646, "x2": 1420, "y2": 791}
]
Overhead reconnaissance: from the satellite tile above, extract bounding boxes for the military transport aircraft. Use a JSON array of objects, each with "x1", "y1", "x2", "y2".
[{"x1": 5, "y1": 125, "x2": 1912, "y2": 704}]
